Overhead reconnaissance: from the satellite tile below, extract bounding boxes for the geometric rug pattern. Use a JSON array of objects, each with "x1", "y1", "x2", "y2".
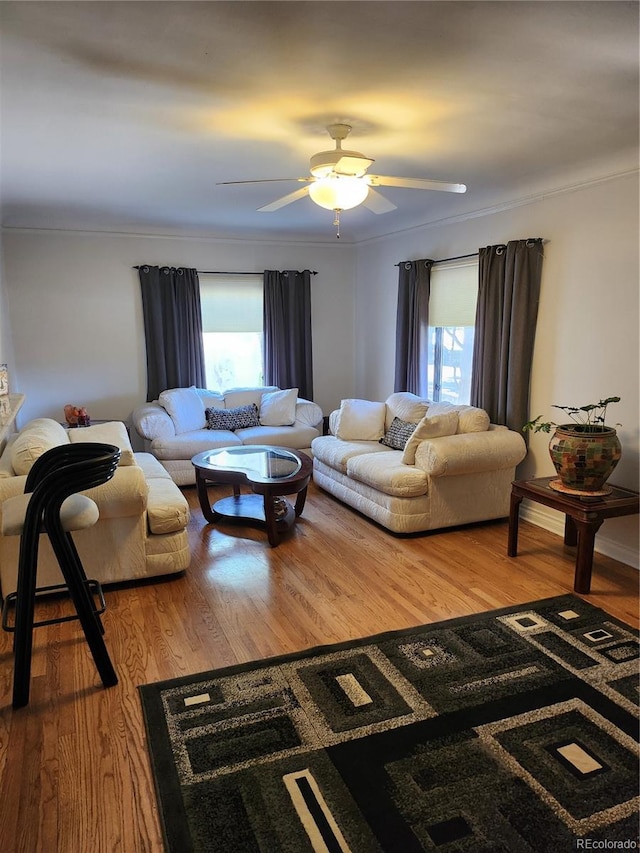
[{"x1": 139, "y1": 595, "x2": 639, "y2": 852}]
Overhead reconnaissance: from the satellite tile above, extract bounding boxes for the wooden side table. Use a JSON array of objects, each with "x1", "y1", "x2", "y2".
[{"x1": 508, "y1": 477, "x2": 639, "y2": 593}]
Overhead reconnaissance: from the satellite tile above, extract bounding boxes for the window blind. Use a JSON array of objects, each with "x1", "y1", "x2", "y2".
[
  {"x1": 429, "y1": 261, "x2": 478, "y2": 326},
  {"x1": 199, "y1": 275, "x2": 262, "y2": 332}
]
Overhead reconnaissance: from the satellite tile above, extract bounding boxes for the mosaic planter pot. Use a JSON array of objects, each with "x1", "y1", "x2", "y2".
[{"x1": 548, "y1": 425, "x2": 621, "y2": 495}]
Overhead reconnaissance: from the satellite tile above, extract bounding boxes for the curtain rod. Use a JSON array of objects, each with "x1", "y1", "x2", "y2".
[
  {"x1": 132, "y1": 266, "x2": 318, "y2": 275},
  {"x1": 396, "y1": 239, "x2": 546, "y2": 268},
  {"x1": 395, "y1": 252, "x2": 478, "y2": 267}
]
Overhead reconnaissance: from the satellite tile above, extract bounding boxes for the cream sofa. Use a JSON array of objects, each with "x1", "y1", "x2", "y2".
[
  {"x1": 311, "y1": 392, "x2": 527, "y2": 534},
  {"x1": 132, "y1": 386, "x2": 323, "y2": 486},
  {"x1": 0, "y1": 418, "x2": 190, "y2": 598}
]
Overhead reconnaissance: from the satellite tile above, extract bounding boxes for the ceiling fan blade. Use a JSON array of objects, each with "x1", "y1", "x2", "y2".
[
  {"x1": 368, "y1": 175, "x2": 467, "y2": 193},
  {"x1": 362, "y1": 188, "x2": 397, "y2": 214},
  {"x1": 217, "y1": 178, "x2": 311, "y2": 186},
  {"x1": 334, "y1": 155, "x2": 375, "y2": 177},
  {"x1": 258, "y1": 186, "x2": 311, "y2": 212}
]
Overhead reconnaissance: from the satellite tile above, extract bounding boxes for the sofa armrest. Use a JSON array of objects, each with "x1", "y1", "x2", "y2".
[
  {"x1": 132, "y1": 402, "x2": 176, "y2": 442},
  {"x1": 81, "y1": 465, "x2": 148, "y2": 519},
  {"x1": 414, "y1": 428, "x2": 526, "y2": 477},
  {"x1": 0, "y1": 465, "x2": 148, "y2": 523},
  {"x1": 294, "y1": 398, "x2": 323, "y2": 430}
]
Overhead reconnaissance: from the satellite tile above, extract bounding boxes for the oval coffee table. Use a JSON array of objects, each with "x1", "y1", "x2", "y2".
[{"x1": 192, "y1": 446, "x2": 313, "y2": 546}]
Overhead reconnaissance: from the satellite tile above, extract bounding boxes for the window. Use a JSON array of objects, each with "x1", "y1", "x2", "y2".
[
  {"x1": 427, "y1": 260, "x2": 478, "y2": 404},
  {"x1": 199, "y1": 275, "x2": 263, "y2": 391}
]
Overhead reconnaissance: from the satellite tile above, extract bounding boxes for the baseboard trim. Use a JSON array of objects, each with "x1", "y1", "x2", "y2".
[{"x1": 521, "y1": 504, "x2": 639, "y2": 571}]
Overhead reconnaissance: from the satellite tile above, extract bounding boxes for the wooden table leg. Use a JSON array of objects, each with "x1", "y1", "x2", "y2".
[
  {"x1": 508, "y1": 491, "x2": 523, "y2": 557},
  {"x1": 196, "y1": 473, "x2": 217, "y2": 524},
  {"x1": 263, "y1": 495, "x2": 280, "y2": 547},
  {"x1": 294, "y1": 486, "x2": 308, "y2": 518},
  {"x1": 573, "y1": 519, "x2": 603, "y2": 594},
  {"x1": 564, "y1": 515, "x2": 578, "y2": 546}
]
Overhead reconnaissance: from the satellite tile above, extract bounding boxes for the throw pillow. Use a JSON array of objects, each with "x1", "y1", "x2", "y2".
[
  {"x1": 11, "y1": 418, "x2": 69, "y2": 476},
  {"x1": 158, "y1": 387, "x2": 205, "y2": 434},
  {"x1": 335, "y1": 399, "x2": 386, "y2": 441},
  {"x1": 379, "y1": 417, "x2": 418, "y2": 450},
  {"x1": 194, "y1": 388, "x2": 225, "y2": 410},
  {"x1": 67, "y1": 421, "x2": 135, "y2": 466},
  {"x1": 384, "y1": 392, "x2": 430, "y2": 430},
  {"x1": 401, "y1": 411, "x2": 460, "y2": 465},
  {"x1": 205, "y1": 404, "x2": 260, "y2": 431},
  {"x1": 259, "y1": 388, "x2": 298, "y2": 426}
]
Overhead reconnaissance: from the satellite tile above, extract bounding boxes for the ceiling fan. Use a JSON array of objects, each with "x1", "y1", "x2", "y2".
[{"x1": 217, "y1": 124, "x2": 466, "y2": 235}]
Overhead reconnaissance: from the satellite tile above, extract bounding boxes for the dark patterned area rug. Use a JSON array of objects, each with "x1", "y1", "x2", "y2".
[{"x1": 139, "y1": 595, "x2": 639, "y2": 852}]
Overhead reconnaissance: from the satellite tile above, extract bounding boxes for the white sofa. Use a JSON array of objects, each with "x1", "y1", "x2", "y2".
[
  {"x1": 132, "y1": 386, "x2": 324, "y2": 486},
  {"x1": 0, "y1": 418, "x2": 190, "y2": 598},
  {"x1": 311, "y1": 392, "x2": 527, "y2": 534}
]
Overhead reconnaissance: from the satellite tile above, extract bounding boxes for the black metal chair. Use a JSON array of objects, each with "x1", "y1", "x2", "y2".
[{"x1": 1, "y1": 442, "x2": 121, "y2": 708}]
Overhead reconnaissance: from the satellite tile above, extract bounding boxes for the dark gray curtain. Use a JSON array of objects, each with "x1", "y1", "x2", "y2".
[
  {"x1": 263, "y1": 270, "x2": 313, "y2": 399},
  {"x1": 138, "y1": 265, "x2": 206, "y2": 401},
  {"x1": 394, "y1": 259, "x2": 433, "y2": 395},
  {"x1": 470, "y1": 238, "x2": 544, "y2": 431}
]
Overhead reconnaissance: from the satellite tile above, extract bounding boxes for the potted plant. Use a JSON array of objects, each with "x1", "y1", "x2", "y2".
[{"x1": 523, "y1": 397, "x2": 622, "y2": 495}]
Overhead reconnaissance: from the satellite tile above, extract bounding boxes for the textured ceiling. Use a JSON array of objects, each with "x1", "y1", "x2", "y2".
[{"x1": 0, "y1": 1, "x2": 638, "y2": 244}]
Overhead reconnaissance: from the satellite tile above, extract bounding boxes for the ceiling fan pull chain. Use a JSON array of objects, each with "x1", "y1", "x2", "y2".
[{"x1": 333, "y1": 209, "x2": 341, "y2": 239}]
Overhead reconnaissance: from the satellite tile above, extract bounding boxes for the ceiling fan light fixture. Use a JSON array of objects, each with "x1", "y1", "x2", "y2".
[{"x1": 308, "y1": 176, "x2": 369, "y2": 211}]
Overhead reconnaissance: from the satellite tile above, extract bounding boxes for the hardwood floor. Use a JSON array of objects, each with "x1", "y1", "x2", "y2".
[{"x1": 0, "y1": 482, "x2": 638, "y2": 852}]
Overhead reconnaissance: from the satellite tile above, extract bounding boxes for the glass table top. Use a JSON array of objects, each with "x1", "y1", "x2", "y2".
[{"x1": 192, "y1": 446, "x2": 302, "y2": 483}]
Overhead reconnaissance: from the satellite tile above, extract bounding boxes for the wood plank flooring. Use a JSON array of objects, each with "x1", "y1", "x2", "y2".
[{"x1": 0, "y1": 482, "x2": 638, "y2": 852}]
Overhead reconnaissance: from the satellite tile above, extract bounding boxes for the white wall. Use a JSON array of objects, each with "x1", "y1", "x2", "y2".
[
  {"x1": 0, "y1": 240, "x2": 15, "y2": 369},
  {"x1": 1, "y1": 231, "x2": 356, "y2": 428},
  {"x1": 354, "y1": 171, "x2": 639, "y2": 567}
]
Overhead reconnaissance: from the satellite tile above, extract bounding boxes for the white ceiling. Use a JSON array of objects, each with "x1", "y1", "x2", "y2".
[{"x1": 0, "y1": 1, "x2": 638, "y2": 244}]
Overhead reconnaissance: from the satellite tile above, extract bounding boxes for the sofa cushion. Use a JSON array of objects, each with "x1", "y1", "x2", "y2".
[
  {"x1": 456, "y1": 406, "x2": 490, "y2": 433},
  {"x1": 11, "y1": 418, "x2": 69, "y2": 475},
  {"x1": 0, "y1": 434, "x2": 18, "y2": 478},
  {"x1": 426, "y1": 402, "x2": 490, "y2": 434},
  {"x1": 259, "y1": 388, "x2": 298, "y2": 426},
  {"x1": 379, "y1": 417, "x2": 418, "y2": 450},
  {"x1": 158, "y1": 387, "x2": 206, "y2": 434},
  {"x1": 67, "y1": 420, "x2": 136, "y2": 466},
  {"x1": 401, "y1": 412, "x2": 459, "y2": 465},
  {"x1": 384, "y1": 392, "x2": 430, "y2": 430},
  {"x1": 311, "y1": 435, "x2": 388, "y2": 474},
  {"x1": 346, "y1": 451, "x2": 429, "y2": 497},
  {"x1": 223, "y1": 386, "x2": 278, "y2": 409},
  {"x1": 146, "y1": 477, "x2": 190, "y2": 535},
  {"x1": 236, "y1": 424, "x2": 319, "y2": 448},
  {"x1": 194, "y1": 388, "x2": 225, "y2": 409},
  {"x1": 335, "y1": 399, "x2": 386, "y2": 441},
  {"x1": 150, "y1": 429, "x2": 242, "y2": 460},
  {"x1": 205, "y1": 403, "x2": 260, "y2": 430}
]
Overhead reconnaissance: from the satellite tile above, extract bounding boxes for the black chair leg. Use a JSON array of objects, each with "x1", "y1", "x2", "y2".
[
  {"x1": 47, "y1": 526, "x2": 117, "y2": 690},
  {"x1": 12, "y1": 520, "x2": 43, "y2": 708},
  {"x1": 64, "y1": 532, "x2": 106, "y2": 636}
]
